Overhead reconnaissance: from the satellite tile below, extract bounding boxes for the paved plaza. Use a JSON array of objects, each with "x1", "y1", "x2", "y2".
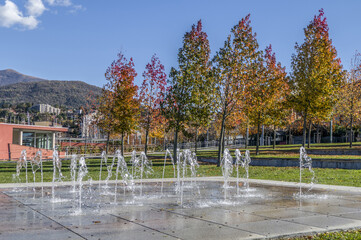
[{"x1": 1, "y1": 177, "x2": 361, "y2": 239}]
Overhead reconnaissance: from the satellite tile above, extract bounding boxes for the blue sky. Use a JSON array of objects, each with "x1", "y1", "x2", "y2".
[{"x1": 0, "y1": 0, "x2": 360, "y2": 87}]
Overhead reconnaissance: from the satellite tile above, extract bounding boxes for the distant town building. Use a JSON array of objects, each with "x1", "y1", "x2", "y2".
[
  {"x1": 81, "y1": 112, "x2": 105, "y2": 139},
  {"x1": 31, "y1": 104, "x2": 61, "y2": 115}
]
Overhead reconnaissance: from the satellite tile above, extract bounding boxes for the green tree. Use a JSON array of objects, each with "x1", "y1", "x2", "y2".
[
  {"x1": 290, "y1": 9, "x2": 344, "y2": 147},
  {"x1": 161, "y1": 20, "x2": 212, "y2": 161},
  {"x1": 246, "y1": 45, "x2": 288, "y2": 154},
  {"x1": 213, "y1": 14, "x2": 261, "y2": 165}
]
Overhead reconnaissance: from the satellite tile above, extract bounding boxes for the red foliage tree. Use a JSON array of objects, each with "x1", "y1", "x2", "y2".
[{"x1": 139, "y1": 54, "x2": 167, "y2": 155}]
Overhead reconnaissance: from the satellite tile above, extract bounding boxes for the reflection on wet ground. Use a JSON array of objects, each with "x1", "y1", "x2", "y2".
[{"x1": 1, "y1": 179, "x2": 361, "y2": 239}]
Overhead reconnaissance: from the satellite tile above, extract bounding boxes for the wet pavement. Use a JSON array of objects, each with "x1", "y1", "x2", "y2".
[{"x1": 1, "y1": 177, "x2": 361, "y2": 239}]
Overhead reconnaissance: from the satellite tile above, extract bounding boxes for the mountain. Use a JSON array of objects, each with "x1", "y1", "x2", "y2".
[
  {"x1": 0, "y1": 80, "x2": 102, "y2": 108},
  {"x1": 0, "y1": 69, "x2": 46, "y2": 87}
]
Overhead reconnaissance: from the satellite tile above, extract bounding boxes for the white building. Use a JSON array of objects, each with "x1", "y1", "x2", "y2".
[{"x1": 31, "y1": 104, "x2": 61, "y2": 115}]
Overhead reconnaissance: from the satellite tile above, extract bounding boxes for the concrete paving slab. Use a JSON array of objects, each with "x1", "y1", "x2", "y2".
[
  {"x1": 0, "y1": 229, "x2": 84, "y2": 240},
  {"x1": 163, "y1": 225, "x2": 264, "y2": 240},
  {"x1": 336, "y1": 212, "x2": 361, "y2": 221},
  {"x1": 75, "y1": 228, "x2": 177, "y2": 240},
  {"x1": 169, "y1": 207, "x2": 268, "y2": 225},
  {"x1": 68, "y1": 221, "x2": 175, "y2": 240},
  {"x1": 236, "y1": 219, "x2": 324, "y2": 238},
  {"x1": 291, "y1": 205, "x2": 361, "y2": 215},
  {"x1": 1, "y1": 178, "x2": 361, "y2": 239},
  {"x1": 286, "y1": 215, "x2": 361, "y2": 230},
  {"x1": 251, "y1": 208, "x2": 318, "y2": 220}
]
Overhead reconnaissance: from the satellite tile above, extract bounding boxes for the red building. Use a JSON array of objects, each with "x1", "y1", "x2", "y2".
[{"x1": 0, "y1": 123, "x2": 68, "y2": 160}]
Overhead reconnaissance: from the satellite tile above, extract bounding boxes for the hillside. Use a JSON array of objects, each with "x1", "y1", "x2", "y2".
[
  {"x1": 0, "y1": 69, "x2": 46, "y2": 87},
  {"x1": 0, "y1": 80, "x2": 102, "y2": 108}
]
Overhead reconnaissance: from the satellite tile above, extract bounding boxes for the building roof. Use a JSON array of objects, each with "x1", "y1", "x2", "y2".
[{"x1": 0, "y1": 123, "x2": 68, "y2": 132}]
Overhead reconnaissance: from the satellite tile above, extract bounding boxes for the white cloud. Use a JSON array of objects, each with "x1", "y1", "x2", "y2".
[
  {"x1": 69, "y1": 4, "x2": 84, "y2": 14},
  {"x1": 0, "y1": 0, "x2": 83, "y2": 30},
  {"x1": 0, "y1": 0, "x2": 39, "y2": 29},
  {"x1": 45, "y1": 0, "x2": 71, "y2": 7},
  {"x1": 26, "y1": 0, "x2": 46, "y2": 17},
  {"x1": 46, "y1": 0, "x2": 84, "y2": 14}
]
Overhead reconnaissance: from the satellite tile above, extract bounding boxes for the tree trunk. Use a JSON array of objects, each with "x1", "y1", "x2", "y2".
[
  {"x1": 330, "y1": 120, "x2": 333, "y2": 143},
  {"x1": 144, "y1": 128, "x2": 149, "y2": 155},
  {"x1": 221, "y1": 132, "x2": 226, "y2": 155},
  {"x1": 288, "y1": 124, "x2": 292, "y2": 145},
  {"x1": 350, "y1": 114, "x2": 353, "y2": 148},
  {"x1": 302, "y1": 112, "x2": 307, "y2": 147},
  {"x1": 245, "y1": 119, "x2": 249, "y2": 149},
  {"x1": 163, "y1": 130, "x2": 166, "y2": 151},
  {"x1": 273, "y1": 125, "x2": 276, "y2": 149},
  {"x1": 256, "y1": 121, "x2": 260, "y2": 155},
  {"x1": 194, "y1": 128, "x2": 198, "y2": 154},
  {"x1": 106, "y1": 133, "x2": 110, "y2": 154},
  {"x1": 307, "y1": 120, "x2": 312, "y2": 148},
  {"x1": 173, "y1": 128, "x2": 178, "y2": 164},
  {"x1": 121, "y1": 133, "x2": 124, "y2": 156},
  {"x1": 316, "y1": 124, "x2": 320, "y2": 143},
  {"x1": 206, "y1": 128, "x2": 209, "y2": 147},
  {"x1": 217, "y1": 114, "x2": 226, "y2": 167}
]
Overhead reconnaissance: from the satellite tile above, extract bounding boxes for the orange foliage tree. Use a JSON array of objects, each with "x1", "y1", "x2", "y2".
[
  {"x1": 96, "y1": 51, "x2": 139, "y2": 155},
  {"x1": 335, "y1": 52, "x2": 361, "y2": 148},
  {"x1": 290, "y1": 9, "x2": 344, "y2": 147}
]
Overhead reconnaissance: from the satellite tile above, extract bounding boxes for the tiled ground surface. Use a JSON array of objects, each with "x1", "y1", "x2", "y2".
[{"x1": 1, "y1": 179, "x2": 361, "y2": 240}]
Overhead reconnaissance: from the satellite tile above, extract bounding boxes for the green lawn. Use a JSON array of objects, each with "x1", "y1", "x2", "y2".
[
  {"x1": 195, "y1": 150, "x2": 361, "y2": 160},
  {"x1": 1, "y1": 142, "x2": 360, "y2": 185},
  {"x1": 1, "y1": 156, "x2": 361, "y2": 187}
]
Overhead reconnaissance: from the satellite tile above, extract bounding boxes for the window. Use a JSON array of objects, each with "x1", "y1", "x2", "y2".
[
  {"x1": 36, "y1": 133, "x2": 47, "y2": 149},
  {"x1": 22, "y1": 132, "x2": 35, "y2": 147},
  {"x1": 22, "y1": 132, "x2": 54, "y2": 150}
]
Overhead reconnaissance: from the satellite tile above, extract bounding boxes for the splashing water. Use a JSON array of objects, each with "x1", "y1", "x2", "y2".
[
  {"x1": 234, "y1": 149, "x2": 241, "y2": 195},
  {"x1": 70, "y1": 155, "x2": 77, "y2": 193},
  {"x1": 30, "y1": 151, "x2": 43, "y2": 196},
  {"x1": 131, "y1": 151, "x2": 153, "y2": 196},
  {"x1": 242, "y1": 150, "x2": 251, "y2": 190},
  {"x1": 98, "y1": 151, "x2": 107, "y2": 190},
  {"x1": 14, "y1": 150, "x2": 28, "y2": 187},
  {"x1": 139, "y1": 152, "x2": 153, "y2": 196},
  {"x1": 221, "y1": 149, "x2": 233, "y2": 189},
  {"x1": 161, "y1": 149, "x2": 176, "y2": 194},
  {"x1": 130, "y1": 150, "x2": 137, "y2": 179},
  {"x1": 299, "y1": 147, "x2": 315, "y2": 197},
  {"x1": 104, "y1": 154, "x2": 116, "y2": 190},
  {"x1": 114, "y1": 150, "x2": 133, "y2": 202},
  {"x1": 176, "y1": 149, "x2": 199, "y2": 206},
  {"x1": 77, "y1": 157, "x2": 89, "y2": 212},
  {"x1": 52, "y1": 149, "x2": 64, "y2": 201}
]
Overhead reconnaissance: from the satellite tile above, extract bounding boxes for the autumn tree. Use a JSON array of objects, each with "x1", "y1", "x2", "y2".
[
  {"x1": 161, "y1": 20, "x2": 213, "y2": 161},
  {"x1": 335, "y1": 52, "x2": 361, "y2": 148},
  {"x1": 289, "y1": 9, "x2": 344, "y2": 147},
  {"x1": 185, "y1": 21, "x2": 214, "y2": 154},
  {"x1": 213, "y1": 14, "x2": 260, "y2": 165},
  {"x1": 139, "y1": 54, "x2": 167, "y2": 155},
  {"x1": 96, "y1": 88, "x2": 114, "y2": 153},
  {"x1": 250, "y1": 45, "x2": 289, "y2": 151},
  {"x1": 96, "y1": 51, "x2": 139, "y2": 156}
]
